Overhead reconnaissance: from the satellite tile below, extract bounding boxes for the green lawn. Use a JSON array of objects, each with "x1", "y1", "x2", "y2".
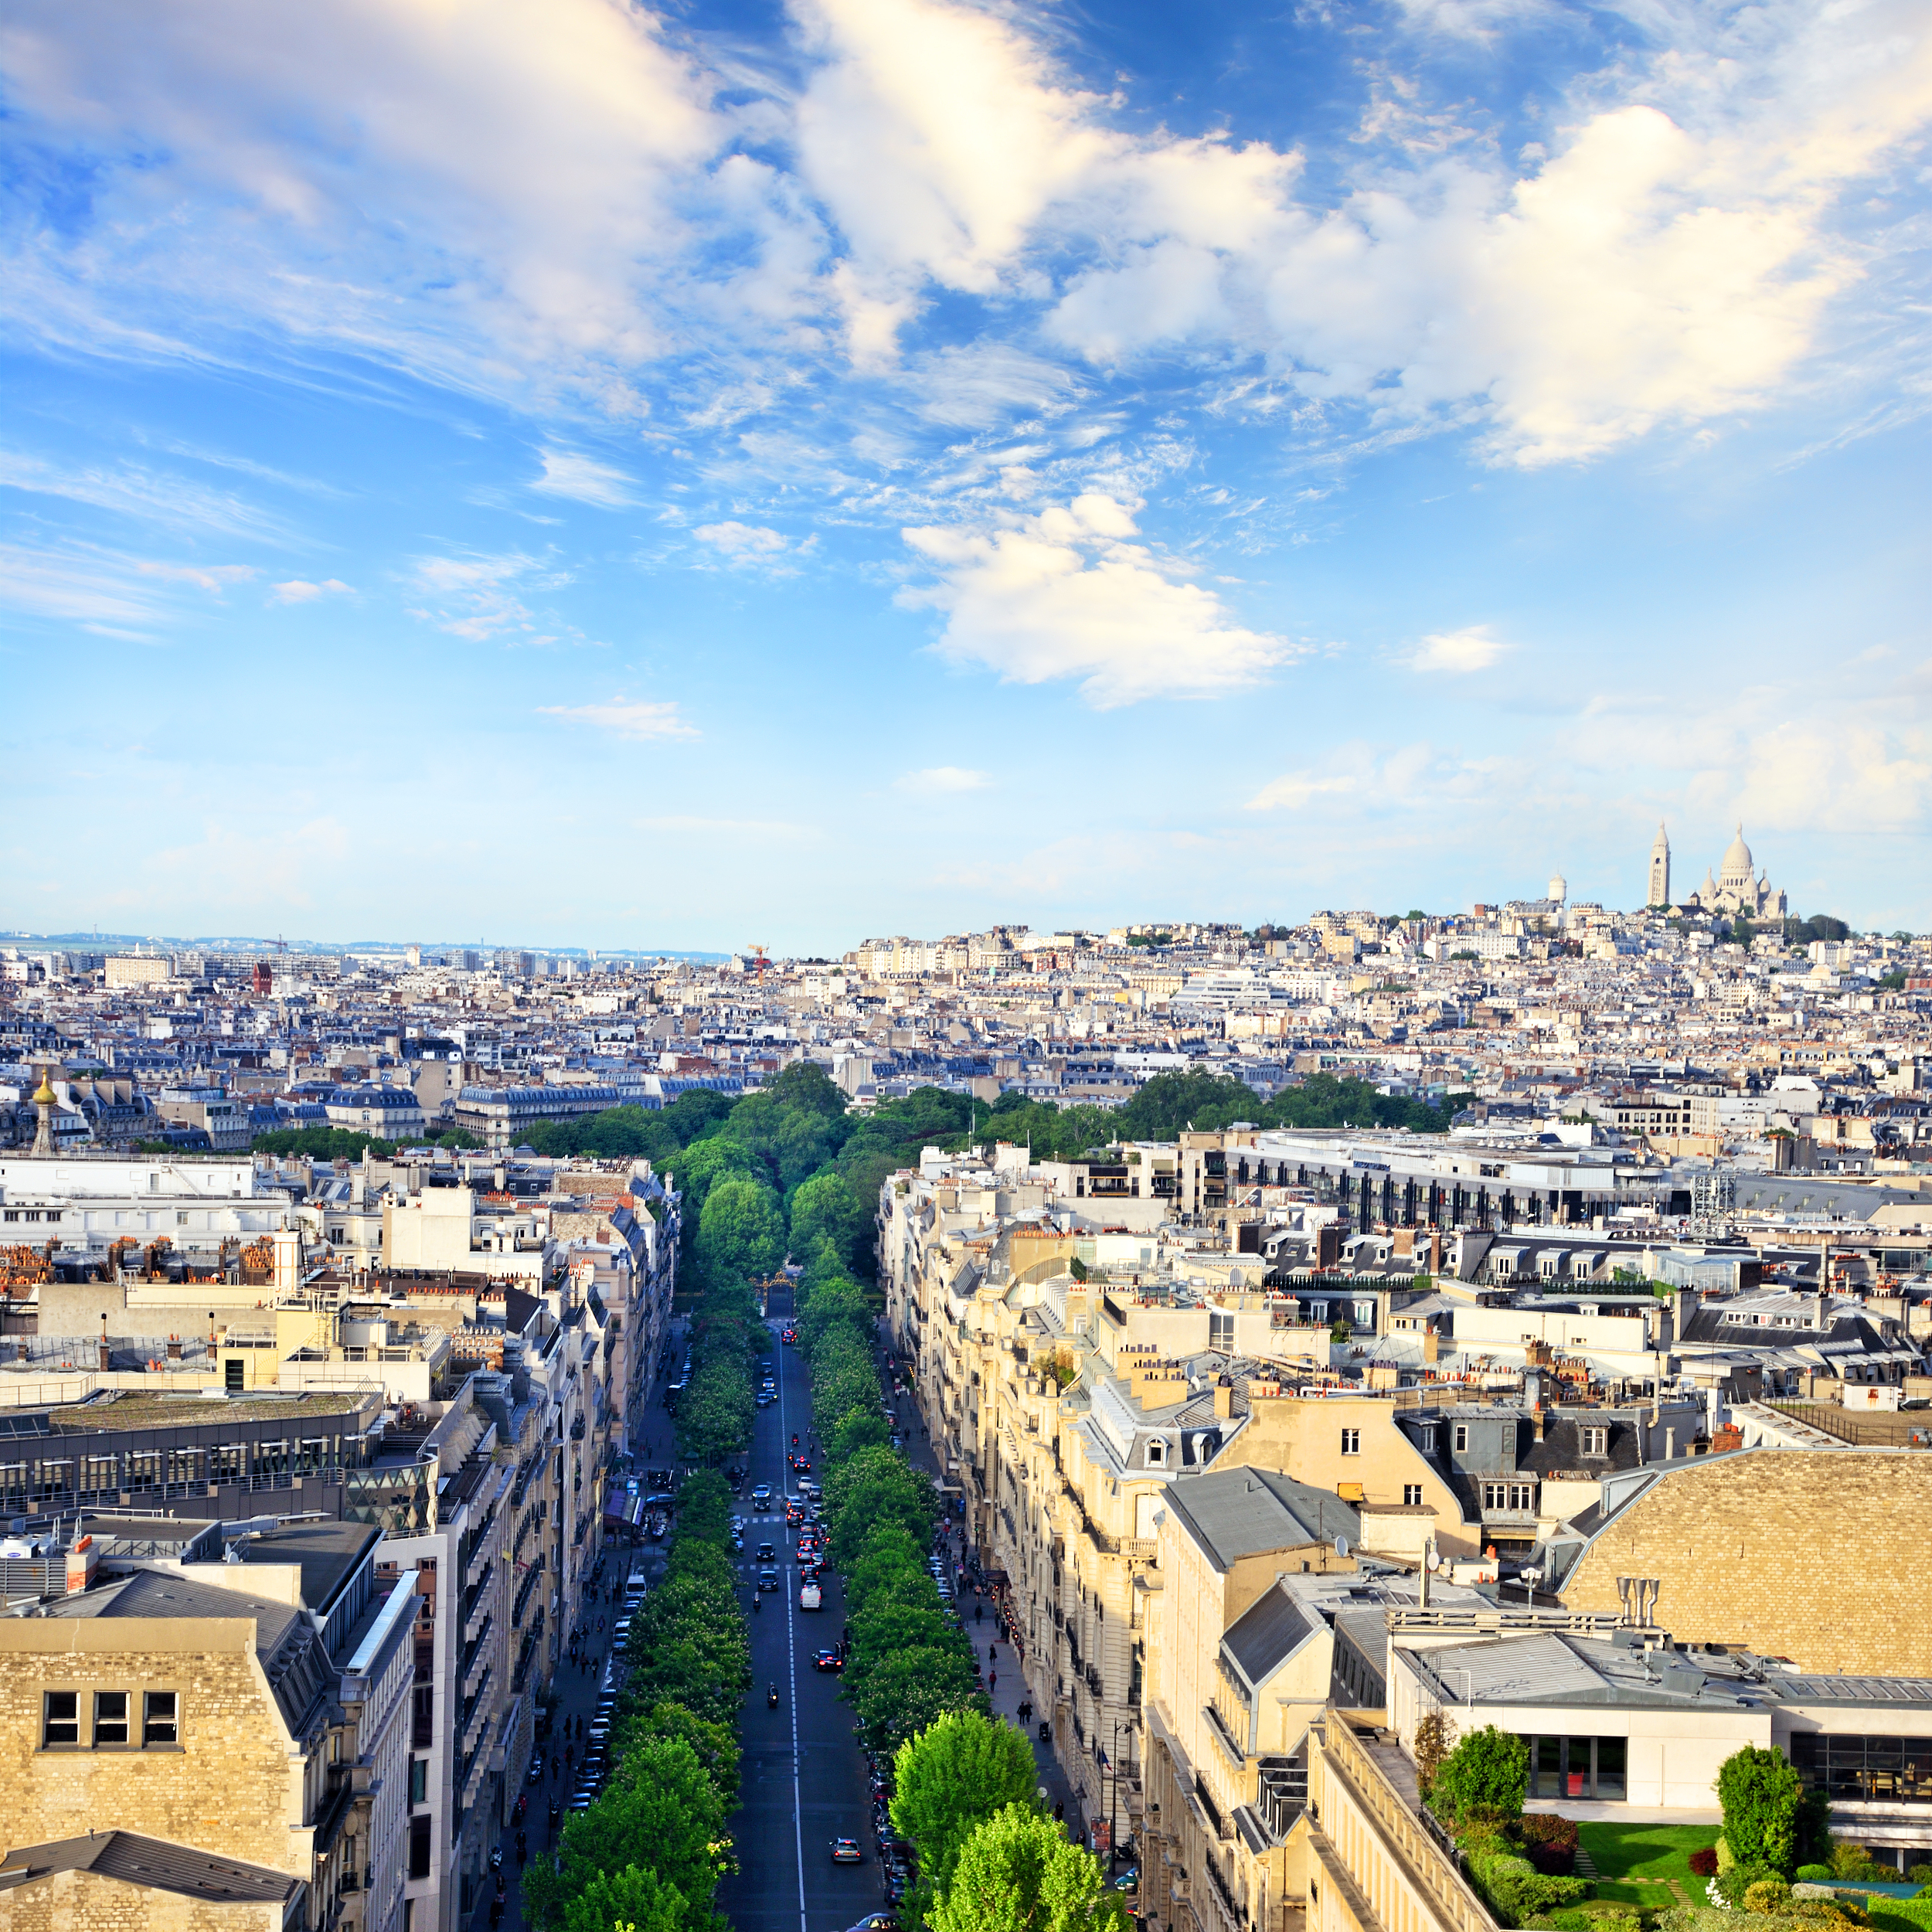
[{"x1": 1580, "y1": 1822, "x2": 1722, "y2": 1883}]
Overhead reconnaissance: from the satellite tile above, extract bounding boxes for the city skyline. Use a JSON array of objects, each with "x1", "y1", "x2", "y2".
[{"x1": 4, "y1": 0, "x2": 1930, "y2": 951}]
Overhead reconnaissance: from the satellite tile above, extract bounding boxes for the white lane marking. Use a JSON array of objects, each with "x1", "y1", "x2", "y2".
[{"x1": 777, "y1": 1316, "x2": 807, "y2": 1932}]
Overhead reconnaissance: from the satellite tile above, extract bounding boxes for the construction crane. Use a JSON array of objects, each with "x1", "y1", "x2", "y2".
[{"x1": 748, "y1": 944, "x2": 769, "y2": 985}]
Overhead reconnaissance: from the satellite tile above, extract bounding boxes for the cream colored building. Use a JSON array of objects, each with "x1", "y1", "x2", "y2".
[{"x1": 0, "y1": 1515, "x2": 413, "y2": 1932}]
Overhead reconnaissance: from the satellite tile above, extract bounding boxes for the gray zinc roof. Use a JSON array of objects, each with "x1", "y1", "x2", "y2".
[
  {"x1": 0, "y1": 1831, "x2": 301, "y2": 1906},
  {"x1": 1160, "y1": 1467, "x2": 1360, "y2": 1570},
  {"x1": 1220, "y1": 1583, "x2": 1318, "y2": 1689}
]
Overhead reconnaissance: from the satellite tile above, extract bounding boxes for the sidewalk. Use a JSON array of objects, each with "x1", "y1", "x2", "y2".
[
  {"x1": 878, "y1": 1335, "x2": 1084, "y2": 1842},
  {"x1": 481, "y1": 1331, "x2": 685, "y2": 1932}
]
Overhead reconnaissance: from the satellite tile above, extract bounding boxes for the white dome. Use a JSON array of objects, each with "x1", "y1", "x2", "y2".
[{"x1": 1721, "y1": 824, "x2": 1753, "y2": 876}]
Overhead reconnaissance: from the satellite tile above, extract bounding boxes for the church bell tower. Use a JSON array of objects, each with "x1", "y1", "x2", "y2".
[{"x1": 1648, "y1": 823, "x2": 1671, "y2": 908}]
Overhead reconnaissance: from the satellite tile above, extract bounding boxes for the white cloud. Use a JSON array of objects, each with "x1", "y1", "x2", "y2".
[
  {"x1": 538, "y1": 696, "x2": 699, "y2": 741},
  {"x1": 900, "y1": 492, "x2": 1290, "y2": 708},
  {"x1": 134, "y1": 560, "x2": 257, "y2": 595},
  {"x1": 1245, "y1": 772, "x2": 1364, "y2": 812},
  {"x1": 408, "y1": 551, "x2": 552, "y2": 641},
  {"x1": 0, "y1": 0, "x2": 730, "y2": 401},
  {"x1": 0, "y1": 543, "x2": 166, "y2": 628},
  {"x1": 271, "y1": 577, "x2": 353, "y2": 604},
  {"x1": 534, "y1": 448, "x2": 638, "y2": 507},
  {"x1": 0, "y1": 0, "x2": 1926, "y2": 481},
  {"x1": 694, "y1": 521, "x2": 789, "y2": 557},
  {"x1": 896, "y1": 766, "x2": 992, "y2": 793},
  {"x1": 0, "y1": 450, "x2": 288, "y2": 537},
  {"x1": 1409, "y1": 624, "x2": 1506, "y2": 674}
]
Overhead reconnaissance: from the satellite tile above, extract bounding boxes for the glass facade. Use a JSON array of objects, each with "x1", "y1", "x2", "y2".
[
  {"x1": 1789, "y1": 1733, "x2": 1932, "y2": 1806},
  {"x1": 1526, "y1": 1735, "x2": 1626, "y2": 1801}
]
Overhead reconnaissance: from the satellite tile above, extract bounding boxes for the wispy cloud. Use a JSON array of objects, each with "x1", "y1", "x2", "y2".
[
  {"x1": 0, "y1": 450, "x2": 287, "y2": 538},
  {"x1": 271, "y1": 577, "x2": 353, "y2": 604},
  {"x1": 896, "y1": 766, "x2": 992, "y2": 793},
  {"x1": 408, "y1": 551, "x2": 555, "y2": 642},
  {"x1": 135, "y1": 560, "x2": 256, "y2": 595},
  {"x1": 1408, "y1": 625, "x2": 1507, "y2": 674},
  {"x1": 694, "y1": 522, "x2": 790, "y2": 558},
  {"x1": 534, "y1": 449, "x2": 638, "y2": 508},
  {"x1": 538, "y1": 696, "x2": 699, "y2": 741}
]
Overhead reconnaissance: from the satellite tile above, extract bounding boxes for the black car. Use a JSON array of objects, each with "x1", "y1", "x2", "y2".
[
  {"x1": 757, "y1": 1542, "x2": 776, "y2": 1562},
  {"x1": 812, "y1": 1648, "x2": 843, "y2": 1672},
  {"x1": 758, "y1": 1568, "x2": 781, "y2": 1592}
]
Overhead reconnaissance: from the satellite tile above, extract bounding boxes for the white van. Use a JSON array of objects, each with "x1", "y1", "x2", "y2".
[{"x1": 798, "y1": 1582, "x2": 823, "y2": 1611}]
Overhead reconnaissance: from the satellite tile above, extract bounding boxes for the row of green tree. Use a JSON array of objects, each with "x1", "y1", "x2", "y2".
[
  {"x1": 522, "y1": 1467, "x2": 750, "y2": 1932},
  {"x1": 796, "y1": 1245, "x2": 1130, "y2": 1932},
  {"x1": 520, "y1": 1063, "x2": 1468, "y2": 1286},
  {"x1": 797, "y1": 1245, "x2": 979, "y2": 1750}
]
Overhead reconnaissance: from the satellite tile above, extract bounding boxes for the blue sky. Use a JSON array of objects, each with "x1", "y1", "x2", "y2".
[{"x1": 2, "y1": 0, "x2": 1928, "y2": 953}]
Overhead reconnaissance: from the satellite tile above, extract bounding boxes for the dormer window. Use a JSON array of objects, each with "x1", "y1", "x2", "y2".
[{"x1": 1146, "y1": 1439, "x2": 1166, "y2": 1467}]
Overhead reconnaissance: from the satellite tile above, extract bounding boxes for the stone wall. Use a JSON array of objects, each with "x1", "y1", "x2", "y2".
[
  {"x1": 0, "y1": 1862, "x2": 286, "y2": 1932},
  {"x1": 0, "y1": 1621, "x2": 300, "y2": 1879},
  {"x1": 1561, "y1": 1448, "x2": 1932, "y2": 1675}
]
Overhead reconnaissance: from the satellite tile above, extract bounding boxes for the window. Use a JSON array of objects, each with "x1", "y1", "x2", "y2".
[
  {"x1": 1403, "y1": 1485, "x2": 1424, "y2": 1506},
  {"x1": 94, "y1": 1691, "x2": 129, "y2": 1747},
  {"x1": 1145, "y1": 1440, "x2": 1165, "y2": 1467},
  {"x1": 410, "y1": 1757, "x2": 428, "y2": 1807},
  {"x1": 142, "y1": 1690, "x2": 178, "y2": 1746},
  {"x1": 409, "y1": 1815, "x2": 433, "y2": 1880},
  {"x1": 1580, "y1": 1426, "x2": 1608, "y2": 1457},
  {"x1": 1340, "y1": 1429, "x2": 1361, "y2": 1456},
  {"x1": 43, "y1": 1691, "x2": 79, "y2": 1747},
  {"x1": 1453, "y1": 1424, "x2": 1470, "y2": 1453},
  {"x1": 1417, "y1": 1426, "x2": 1437, "y2": 1453}
]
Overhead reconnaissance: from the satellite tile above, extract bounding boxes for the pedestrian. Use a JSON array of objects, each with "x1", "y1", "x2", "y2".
[
  {"x1": 1054, "y1": 1801, "x2": 1064, "y2": 1822},
  {"x1": 989, "y1": 1643, "x2": 997, "y2": 1662},
  {"x1": 989, "y1": 1671, "x2": 996, "y2": 1692}
]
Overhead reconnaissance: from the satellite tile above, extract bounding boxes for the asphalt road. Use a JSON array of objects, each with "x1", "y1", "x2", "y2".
[{"x1": 717, "y1": 1315, "x2": 884, "y2": 1932}]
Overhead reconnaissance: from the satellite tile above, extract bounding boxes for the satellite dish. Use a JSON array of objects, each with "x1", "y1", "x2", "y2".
[{"x1": 1335, "y1": 1536, "x2": 1349, "y2": 1558}]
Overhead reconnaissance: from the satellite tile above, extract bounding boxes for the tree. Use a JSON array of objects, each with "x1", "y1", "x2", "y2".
[
  {"x1": 825, "y1": 1450, "x2": 937, "y2": 1570},
  {"x1": 532, "y1": 1735, "x2": 730, "y2": 1932},
  {"x1": 667, "y1": 1136, "x2": 759, "y2": 1217},
  {"x1": 693, "y1": 1177, "x2": 786, "y2": 1287},
  {"x1": 789, "y1": 1171, "x2": 867, "y2": 1269},
  {"x1": 764, "y1": 1059, "x2": 849, "y2": 1119},
  {"x1": 930, "y1": 1805, "x2": 1128, "y2": 1932},
  {"x1": 892, "y1": 1712, "x2": 1042, "y2": 1911},
  {"x1": 1717, "y1": 1744, "x2": 1806, "y2": 1876},
  {"x1": 845, "y1": 1641, "x2": 982, "y2": 1751},
  {"x1": 628, "y1": 1699, "x2": 742, "y2": 1811},
  {"x1": 1430, "y1": 1726, "x2": 1528, "y2": 1825},
  {"x1": 1413, "y1": 1709, "x2": 1453, "y2": 1801},
  {"x1": 560, "y1": 1867, "x2": 685, "y2": 1932}
]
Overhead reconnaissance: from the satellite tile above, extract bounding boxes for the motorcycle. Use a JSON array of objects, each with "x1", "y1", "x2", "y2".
[
  {"x1": 753, "y1": 1591, "x2": 762, "y2": 1613},
  {"x1": 767, "y1": 1685, "x2": 780, "y2": 1709},
  {"x1": 489, "y1": 1848, "x2": 504, "y2": 1873}
]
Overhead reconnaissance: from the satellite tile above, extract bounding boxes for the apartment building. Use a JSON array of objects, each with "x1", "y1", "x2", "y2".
[{"x1": 0, "y1": 1515, "x2": 411, "y2": 1932}]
